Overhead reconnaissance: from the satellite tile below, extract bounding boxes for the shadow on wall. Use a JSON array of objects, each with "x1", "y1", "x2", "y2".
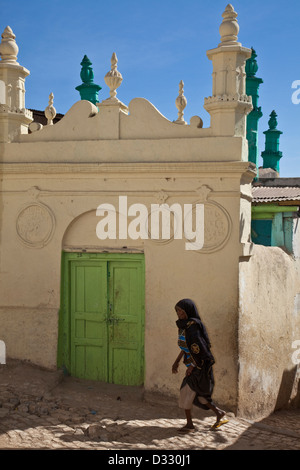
[
  {"x1": 275, "y1": 367, "x2": 300, "y2": 410},
  {"x1": 225, "y1": 369, "x2": 300, "y2": 450}
]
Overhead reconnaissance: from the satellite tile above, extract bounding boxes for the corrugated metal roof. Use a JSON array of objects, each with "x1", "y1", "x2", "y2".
[{"x1": 252, "y1": 186, "x2": 300, "y2": 203}]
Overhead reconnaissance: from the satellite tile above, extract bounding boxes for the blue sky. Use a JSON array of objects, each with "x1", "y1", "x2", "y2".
[{"x1": 2, "y1": 0, "x2": 300, "y2": 177}]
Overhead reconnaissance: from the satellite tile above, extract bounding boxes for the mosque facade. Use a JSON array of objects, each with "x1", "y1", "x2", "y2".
[{"x1": 0, "y1": 5, "x2": 299, "y2": 418}]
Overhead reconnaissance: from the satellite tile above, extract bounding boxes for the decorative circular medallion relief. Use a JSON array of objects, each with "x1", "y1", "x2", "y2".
[
  {"x1": 16, "y1": 203, "x2": 55, "y2": 248},
  {"x1": 146, "y1": 198, "x2": 231, "y2": 252},
  {"x1": 200, "y1": 201, "x2": 232, "y2": 253}
]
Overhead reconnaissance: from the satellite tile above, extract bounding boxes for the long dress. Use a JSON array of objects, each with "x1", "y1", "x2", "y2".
[{"x1": 177, "y1": 319, "x2": 215, "y2": 410}]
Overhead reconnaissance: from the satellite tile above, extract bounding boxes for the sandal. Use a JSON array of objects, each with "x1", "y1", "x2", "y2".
[{"x1": 211, "y1": 419, "x2": 229, "y2": 429}]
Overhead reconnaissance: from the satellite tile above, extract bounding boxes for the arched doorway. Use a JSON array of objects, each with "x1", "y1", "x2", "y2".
[{"x1": 57, "y1": 212, "x2": 145, "y2": 386}]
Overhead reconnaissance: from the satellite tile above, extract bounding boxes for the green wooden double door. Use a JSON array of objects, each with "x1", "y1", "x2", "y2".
[{"x1": 58, "y1": 253, "x2": 145, "y2": 386}]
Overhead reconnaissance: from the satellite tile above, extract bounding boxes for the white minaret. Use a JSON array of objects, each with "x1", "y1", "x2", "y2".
[
  {"x1": 0, "y1": 26, "x2": 33, "y2": 142},
  {"x1": 204, "y1": 5, "x2": 253, "y2": 138}
]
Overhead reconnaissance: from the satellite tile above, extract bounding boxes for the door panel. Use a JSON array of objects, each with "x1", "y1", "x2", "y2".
[
  {"x1": 70, "y1": 260, "x2": 108, "y2": 381},
  {"x1": 108, "y1": 261, "x2": 144, "y2": 385}
]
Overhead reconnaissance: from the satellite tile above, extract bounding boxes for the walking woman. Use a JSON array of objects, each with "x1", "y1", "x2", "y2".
[{"x1": 172, "y1": 298, "x2": 228, "y2": 433}]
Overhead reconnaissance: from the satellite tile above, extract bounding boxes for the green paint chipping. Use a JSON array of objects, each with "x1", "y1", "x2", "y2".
[{"x1": 252, "y1": 205, "x2": 297, "y2": 219}]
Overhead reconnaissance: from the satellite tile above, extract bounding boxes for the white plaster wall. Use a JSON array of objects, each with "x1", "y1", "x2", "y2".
[{"x1": 0, "y1": 161, "x2": 249, "y2": 411}]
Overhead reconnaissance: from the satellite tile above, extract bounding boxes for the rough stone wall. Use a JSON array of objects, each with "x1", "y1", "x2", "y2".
[{"x1": 238, "y1": 244, "x2": 300, "y2": 418}]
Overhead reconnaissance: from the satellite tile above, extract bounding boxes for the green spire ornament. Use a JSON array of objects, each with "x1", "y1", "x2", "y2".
[
  {"x1": 261, "y1": 111, "x2": 283, "y2": 174},
  {"x1": 75, "y1": 55, "x2": 101, "y2": 105},
  {"x1": 246, "y1": 48, "x2": 263, "y2": 171}
]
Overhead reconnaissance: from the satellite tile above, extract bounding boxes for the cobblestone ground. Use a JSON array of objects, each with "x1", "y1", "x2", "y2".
[{"x1": 0, "y1": 360, "x2": 300, "y2": 451}]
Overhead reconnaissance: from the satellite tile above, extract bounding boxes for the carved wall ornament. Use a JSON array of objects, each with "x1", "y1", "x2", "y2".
[
  {"x1": 146, "y1": 197, "x2": 231, "y2": 252},
  {"x1": 219, "y1": 4, "x2": 240, "y2": 46},
  {"x1": 100, "y1": 52, "x2": 128, "y2": 113},
  {"x1": 156, "y1": 190, "x2": 169, "y2": 203},
  {"x1": 7, "y1": 83, "x2": 12, "y2": 107},
  {"x1": 195, "y1": 185, "x2": 212, "y2": 202},
  {"x1": 105, "y1": 52, "x2": 122, "y2": 100},
  {"x1": 189, "y1": 116, "x2": 203, "y2": 128},
  {"x1": 29, "y1": 122, "x2": 43, "y2": 133},
  {"x1": 0, "y1": 26, "x2": 19, "y2": 64},
  {"x1": 197, "y1": 200, "x2": 232, "y2": 253},
  {"x1": 174, "y1": 80, "x2": 187, "y2": 125},
  {"x1": 204, "y1": 94, "x2": 252, "y2": 105},
  {"x1": 16, "y1": 202, "x2": 55, "y2": 248},
  {"x1": 45, "y1": 92, "x2": 56, "y2": 125},
  {"x1": 27, "y1": 186, "x2": 41, "y2": 199},
  {"x1": 237, "y1": 66, "x2": 246, "y2": 96}
]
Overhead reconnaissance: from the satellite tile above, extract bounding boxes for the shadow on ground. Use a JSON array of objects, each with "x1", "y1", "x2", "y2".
[{"x1": 0, "y1": 359, "x2": 300, "y2": 450}]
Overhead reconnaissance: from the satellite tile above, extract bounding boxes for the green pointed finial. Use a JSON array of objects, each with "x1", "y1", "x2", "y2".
[
  {"x1": 79, "y1": 55, "x2": 94, "y2": 83},
  {"x1": 245, "y1": 48, "x2": 259, "y2": 77},
  {"x1": 75, "y1": 55, "x2": 101, "y2": 105},
  {"x1": 268, "y1": 110, "x2": 278, "y2": 130},
  {"x1": 261, "y1": 110, "x2": 283, "y2": 174},
  {"x1": 246, "y1": 48, "x2": 263, "y2": 173}
]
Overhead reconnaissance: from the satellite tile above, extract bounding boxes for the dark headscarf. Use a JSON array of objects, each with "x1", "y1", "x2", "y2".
[
  {"x1": 175, "y1": 298, "x2": 201, "y2": 321},
  {"x1": 175, "y1": 298, "x2": 211, "y2": 349}
]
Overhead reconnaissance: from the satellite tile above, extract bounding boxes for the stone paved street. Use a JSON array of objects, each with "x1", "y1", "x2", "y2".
[{"x1": 0, "y1": 360, "x2": 300, "y2": 452}]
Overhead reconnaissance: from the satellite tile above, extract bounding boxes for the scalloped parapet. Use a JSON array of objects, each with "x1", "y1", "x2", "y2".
[
  {"x1": 8, "y1": 5, "x2": 252, "y2": 144},
  {"x1": 17, "y1": 97, "x2": 210, "y2": 142}
]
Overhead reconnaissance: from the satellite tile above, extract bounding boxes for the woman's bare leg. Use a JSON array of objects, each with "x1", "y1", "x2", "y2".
[
  {"x1": 205, "y1": 402, "x2": 226, "y2": 422},
  {"x1": 184, "y1": 409, "x2": 194, "y2": 429},
  {"x1": 178, "y1": 409, "x2": 195, "y2": 432}
]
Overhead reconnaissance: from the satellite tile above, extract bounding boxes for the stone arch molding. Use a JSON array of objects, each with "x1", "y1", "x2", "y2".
[
  {"x1": 62, "y1": 209, "x2": 145, "y2": 251},
  {"x1": 16, "y1": 202, "x2": 55, "y2": 248}
]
